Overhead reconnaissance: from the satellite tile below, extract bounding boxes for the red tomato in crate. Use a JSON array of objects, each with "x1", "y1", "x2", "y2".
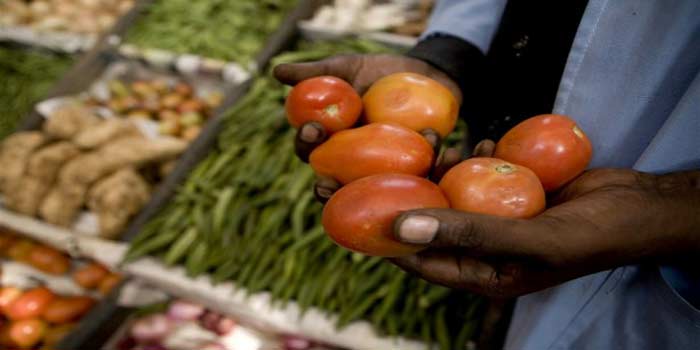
[
  {"x1": 322, "y1": 174, "x2": 449, "y2": 257},
  {"x1": 7, "y1": 318, "x2": 48, "y2": 349},
  {"x1": 440, "y1": 158, "x2": 546, "y2": 219},
  {"x1": 26, "y1": 245, "x2": 71, "y2": 275},
  {"x1": 5, "y1": 287, "x2": 56, "y2": 321},
  {"x1": 72, "y1": 263, "x2": 110, "y2": 289},
  {"x1": 285, "y1": 76, "x2": 362, "y2": 133},
  {"x1": 0, "y1": 287, "x2": 23, "y2": 315},
  {"x1": 494, "y1": 114, "x2": 592, "y2": 191},
  {"x1": 363, "y1": 73, "x2": 458, "y2": 137},
  {"x1": 310, "y1": 123, "x2": 434, "y2": 184},
  {"x1": 43, "y1": 296, "x2": 95, "y2": 324}
]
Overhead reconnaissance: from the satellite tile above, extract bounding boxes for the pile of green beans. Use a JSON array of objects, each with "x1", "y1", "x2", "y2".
[
  {"x1": 126, "y1": 0, "x2": 297, "y2": 66},
  {"x1": 0, "y1": 46, "x2": 72, "y2": 139},
  {"x1": 126, "y1": 39, "x2": 482, "y2": 349}
]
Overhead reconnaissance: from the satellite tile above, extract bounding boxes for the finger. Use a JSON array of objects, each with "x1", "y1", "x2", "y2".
[
  {"x1": 472, "y1": 139, "x2": 496, "y2": 158},
  {"x1": 393, "y1": 208, "x2": 549, "y2": 257},
  {"x1": 295, "y1": 122, "x2": 328, "y2": 162},
  {"x1": 419, "y1": 128, "x2": 442, "y2": 153},
  {"x1": 273, "y1": 56, "x2": 358, "y2": 86},
  {"x1": 314, "y1": 176, "x2": 340, "y2": 203},
  {"x1": 389, "y1": 253, "x2": 525, "y2": 297},
  {"x1": 430, "y1": 147, "x2": 461, "y2": 182}
]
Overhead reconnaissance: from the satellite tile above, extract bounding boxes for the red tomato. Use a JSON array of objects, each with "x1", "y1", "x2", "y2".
[
  {"x1": 494, "y1": 114, "x2": 593, "y2": 191},
  {"x1": 0, "y1": 287, "x2": 23, "y2": 315},
  {"x1": 7, "y1": 319, "x2": 47, "y2": 349},
  {"x1": 72, "y1": 263, "x2": 110, "y2": 289},
  {"x1": 440, "y1": 158, "x2": 545, "y2": 219},
  {"x1": 5, "y1": 287, "x2": 56, "y2": 321},
  {"x1": 310, "y1": 123, "x2": 434, "y2": 184},
  {"x1": 42, "y1": 296, "x2": 95, "y2": 324},
  {"x1": 363, "y1": 72, "x2": 458, "y2": 137},
  {"x1": 26, "y1": 245, "x2": 70, "y2": 275},
  {"x1": 285, "y1": 76, "x2": 362, "y2": 133},
  {"x1": 322, "y1": 174, "x2": 449, "y2": 257}
]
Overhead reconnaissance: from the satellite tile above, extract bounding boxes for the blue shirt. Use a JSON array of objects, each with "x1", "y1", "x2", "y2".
[{"x1": 423, "y1": 1, "x2": 700, "y2": 349}]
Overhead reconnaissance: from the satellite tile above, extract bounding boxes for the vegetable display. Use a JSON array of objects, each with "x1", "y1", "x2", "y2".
[
  {"x1": 0, "y1": 0, "x2": 134, "y2": 35},
  {"x1": 0, "y1": 46, "x2": 72, "y2": 139},
  {"x1": 0, "y1": 229, "x2": 119, "y2": 349},
  {"x1": 126, "y1": 40, "x2": 484, "y2": 348},
  {"x1": 126, "y1": 0, "x2": 298, "y2": 66}
]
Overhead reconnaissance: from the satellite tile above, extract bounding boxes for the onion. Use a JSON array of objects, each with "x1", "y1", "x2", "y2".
[
  {"x1": 282, "y1": 335, "x2": 313, "y2": 350},
  {"x1": 200, "y1": 311, "x2": 222, "y2": 333},
  {"x1": 199, "y1": 343, "x2": 226, "y2": 350},
  {"x1": 131, "y1": 314, "x2": 173, "y2": 343},
  {"x1": 167, "y1": 300, "x2": 206, "y2": 321},
  {"x1": 216, "y1": 317, "x2": 236, "y2": 335}
]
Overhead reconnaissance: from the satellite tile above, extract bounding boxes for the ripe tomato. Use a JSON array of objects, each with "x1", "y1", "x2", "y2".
[
  {"x1": 26, "y1": 245, "x2": 70, "y2": 275},
  {"x1": 285, "y1": 76, "x2": 362, "y2": 133},
  {"x1": 440, "y1": 158, "x2": 545, "y2": 219},
  {"x1": 8, "y1": 319, "x2": 47, "y2": 349},
  {"x1": 310, "y1": 123, "x2": 434, "y2": 184},
  {"x1": 42, "y1": 296, "x2": 95, "y2": 324},
  {"x1": 72, "y1": 263, "x2": 110, "y2": 289},
  {"x1": 363, "y1": 72, "x2": 458, "y2": 137},
  {"x1": 5, "y1": 287, "x2": 55, "y2": 321},
  {"x1": 97, "y1": 273, "x2": 122, "y2": 295},
  {"x1": 0, "y1": 287, "x2": 23, "y2": 315},
  {"x1": 494, "y1": 114, "x2": 592, "y2": 191},
  {"x1": 322, "y1": 174, "x2": 449, "y2": 257}
]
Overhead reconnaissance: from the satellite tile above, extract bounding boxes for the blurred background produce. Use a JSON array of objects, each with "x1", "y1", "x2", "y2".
[
  {"x1": 126, "y1": 0, "x2": 299, "y2": 66},
  {"x1": 0, "y1": 45, "x2": 72, "y2": 139},
  {"x1": 0, "y1": 0, "x2": 134, "y2": 35}
]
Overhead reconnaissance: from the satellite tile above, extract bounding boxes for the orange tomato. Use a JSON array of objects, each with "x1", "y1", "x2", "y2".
[
  {"x1": 440, "y1": 158, "x2": 545, "y2": 219},
  {"x1": 6, "y1": 240, "x2": 36, "y2": 263},
  {"x1": 285, "y1": 76, "x2": 362, "y2": 133},
  {"x1": 310, "y1": 123, "x2": 434, "y2": 184},
  {"x1": 72, "y1": 263, "x2": 110, "y2": 289},
  {"x1": 26, "y1": 245, "x2": 70, "y2": 275},
  {"x1": 0, "y1": 287, "x2": 23, "y2": 315},
  {"x1": 42, "y1": 296, "x2": 95, "y2": 324},
  {"x1": 7, "y1": 319, "x2": 47, "y2": 349},
  {"x1": 494, "y1": 114, "x2": 592, "y2": 191},
  {"x1": 5, "y1": 287, "x2": 55, "y2": 321},
  {"x1": 363, "y1": 73, "x2": 458, "y2": 137},
  {"x1": 97, "y1": 273, "x2": 122, "y2": 295},
  {"x1": 322, "y1": 174, "x2": 449, "y2": 257}
]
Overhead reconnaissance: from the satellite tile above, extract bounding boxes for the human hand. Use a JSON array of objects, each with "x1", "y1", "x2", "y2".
[
  {"x1": 390, "y1": 168, "x2": 700, "y2": 297},
  {"x1": 274, "y1": 54, "x2": 463, "y2": 201}
]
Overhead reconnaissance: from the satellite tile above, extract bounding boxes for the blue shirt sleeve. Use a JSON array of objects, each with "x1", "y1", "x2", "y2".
[{"x1": 422, "y1": 0, "x2": 508, "y2": 53}]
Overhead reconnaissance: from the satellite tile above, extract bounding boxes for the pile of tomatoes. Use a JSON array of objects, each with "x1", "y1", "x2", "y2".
[
  {"x1": 0, "y1": 230, "x2": 122, "y2": 349},
  {"x1": 286, "y1": 73, "x2": 592, "y2": 257}
]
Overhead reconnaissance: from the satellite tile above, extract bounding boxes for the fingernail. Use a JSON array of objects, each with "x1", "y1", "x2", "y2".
[
  {"x1": 398, "y1": 215, "x2": 439, "y2": 244},
  {"x1": 300, "y1": 124, "x2": 321, "y2": 142}
]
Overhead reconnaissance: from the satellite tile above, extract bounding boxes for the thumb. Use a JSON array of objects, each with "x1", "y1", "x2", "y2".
[
  {"x1": 393, "y1": 208, "x2": 548, "y2": 257},
  {"x1": 273, "y1": 55, "x2": 359, "y2": 86}
]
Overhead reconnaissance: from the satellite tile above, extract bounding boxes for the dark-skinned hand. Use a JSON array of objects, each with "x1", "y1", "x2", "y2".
[
  {"x1": 274, "y1": 54, "x2": 464, "y2": 201},
  {"x1": 391, "y1": 167, "x2": 700, "y2": 298}
]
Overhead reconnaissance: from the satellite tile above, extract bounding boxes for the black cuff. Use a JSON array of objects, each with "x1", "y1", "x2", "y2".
[{"x1": 406, "y1": 34, "x2": 486, "y2": 97}]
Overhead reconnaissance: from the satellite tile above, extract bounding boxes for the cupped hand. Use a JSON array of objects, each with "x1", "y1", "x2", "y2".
[
  {"x1": 274, "y1": 54, "x2": 464, "y2": 202},
  {"x1": 390, "y1": 168, "x2": 700, "y2": 298}
]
